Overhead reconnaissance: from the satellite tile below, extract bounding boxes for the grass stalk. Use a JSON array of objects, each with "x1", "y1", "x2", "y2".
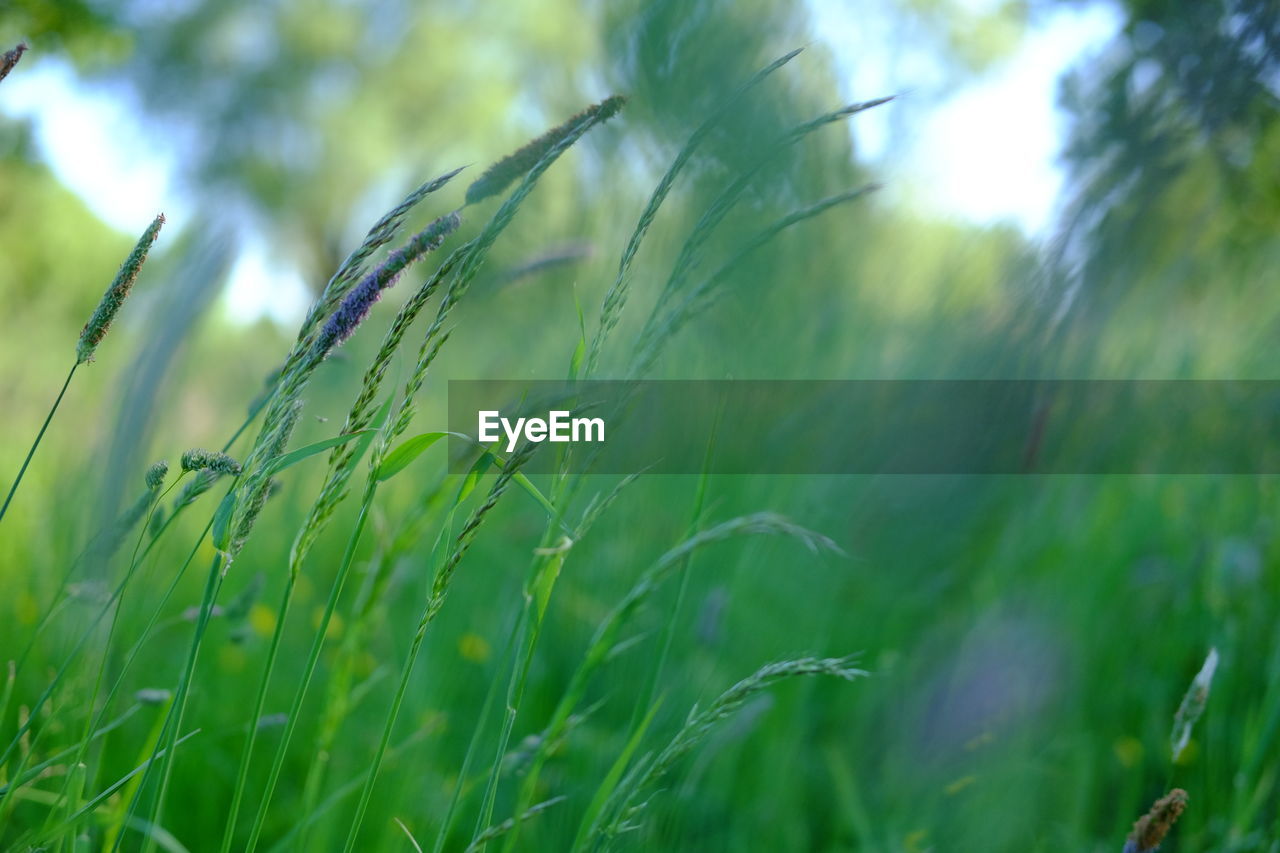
[
  {"x1": 0, "y1": 363, "x2": 76, "y2": 525},
  {"x1": 240, "y1": 495, "x2": 374, "y2": 852},
  {"x1": 498, "y1": 514, "x2": 836, "y2": 850},
  {"x1": 0, "y1": 497, "x2": 174, "y2": 773},
  {"x1": 341, "y1": 443, "x2": 536, "y2": 851},
  {"x1": 431, "y1": 614, "x2": 521, "y2": 853},
  {"x1": 583, "y1": 657, "x2": 867, "y2": 849},
  {"x1": 586, "y1": 48, "x2": 803, "y2": 375},
  {"x1": 46, "y1": 477, "x2": 181, "y2": 834},
  {"x1": 129, "y1": 550, "x2": 226, "y2": 853}
]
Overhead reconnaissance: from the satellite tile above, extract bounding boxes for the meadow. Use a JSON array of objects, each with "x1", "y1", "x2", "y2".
[{"x1": 1, "y1": 9, "x2": 1277, "y2": 852}]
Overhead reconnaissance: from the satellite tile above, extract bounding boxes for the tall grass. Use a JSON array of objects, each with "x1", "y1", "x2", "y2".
[
  {"x1": 0, "y1": 213, "x2": 166, "y2": 526},
  {"x1": 0, "y1": 43, "x2": 899, "y2": 850},
  {"x1": 4, "y1": 39, "x2": 1233, "y2": 853}
]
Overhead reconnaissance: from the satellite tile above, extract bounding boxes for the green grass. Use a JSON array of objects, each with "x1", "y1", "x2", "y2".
[{"x1": 0, "y1": 44, "x2": 1273, "y2": 853}]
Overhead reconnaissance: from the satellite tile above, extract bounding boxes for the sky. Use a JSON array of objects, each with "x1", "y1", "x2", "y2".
[
  {"x1": 0, "y1": 1, "x2": 1123, "y2": 324},
  {"x1": 810, "y1": 0, "x2": 1123, "y2": 232}
]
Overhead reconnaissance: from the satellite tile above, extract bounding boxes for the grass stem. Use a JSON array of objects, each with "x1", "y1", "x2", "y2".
[{"x1": 0, "y1": 363, "x2": 76, "y2": 525}]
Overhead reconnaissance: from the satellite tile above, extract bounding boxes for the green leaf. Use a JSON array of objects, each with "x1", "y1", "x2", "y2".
[
  {"x1": 569, "y1": 286, "x2": 587, "y2": 380},
  {"x1": 572, "y1": 697, "x2": 663, "y2": 852},
  {"x1": 512, "y1": 471, "x2": 557, "y2": 519},
  {"x1": 55, "y1": 729, "x2": 201, "y2": 837},
  {"x1": 455, "y1": 452, "x2": 493, "y2": 506},
  {"x1": 376, "y1": 431, "x2": 464, "y2": 482},
  {"x1": 481, "y1": 450, "x2": 560, "y2": 521},
  {"x1": 263, "y1": 429, "x2": 378, "y2": 478},
  {"x1": 405, "y1": 435, "x2": 561, "y2": 523}
]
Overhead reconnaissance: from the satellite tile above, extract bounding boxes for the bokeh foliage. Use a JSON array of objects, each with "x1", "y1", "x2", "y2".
[{"x1": 1, "y1": 0, "x2": 1278, "y2": 850}]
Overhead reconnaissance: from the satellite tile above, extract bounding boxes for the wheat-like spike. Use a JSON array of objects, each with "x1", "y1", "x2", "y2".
[
  {"x1": 675, "y1": 100, "x2": 890, "y2": 288},
  {"x1": 592, "y1": 657, "x2": 866, "y2": 848},
  {"x1": 424, "y1": 441, "x2": 539, "y2": 625},
  {"x1": 289, "y1": 242, "x2": 467, "y2": 575},
  {"x1": 313, "y1": 211, "x2": 462, "y2": 359},
  {"x1": 509, "y1": 512, "x2": 843, "y2": 847},
  {"x1": 587, "y1": 47, "x2": 804, "y2": 375},
  {"x1": 657, "y1": 656, "x2": 865, "y2": 773},
  {"x1": 267, "y1": 209, "x2": 460, "y2": 560},
  {"x1": 229, "y1": 401, "x2": 302, "y2": 559},
  {"x1": 463, "y1": 797, "x2": 567, "y2": 853},
  {"x1": 379, "y1": 94, "x2": 626, "y2": 463},
  {"x1": 295, "y1": 166, "x2": 465, "y2": 348},
  {"x1": 634, "y1": 185, "x2": 880, "y2": 373},
  {"x1": 240, "y1": 169, "x2": 464, "y2": 499},
  {"x1": 171, "y1": 470, "x2": 220, "y2": 511},
  {"x1": 1171, "y1": 648, "x2": 1218, "y2": 762},
  {"x1": 465, "y1": 96, "x2": 625, "y2": 206},
  {"x1": 143, "y1": 461, "x2": 169, "y2": 491},
  {"x1": 76, "y1": 214, "x2": 165, "y2": 364},
  {"x1": 342, "y1": 92, "x2": 627, "y2": 521},
  {"x1": 629, "y1": 97, "x2": 893, "y2": 377},
  {"x1": 1124, "y1": 789, "x2": 1188, "y2": 853},
  {"x1": 283, "y1": 100, "x2": 624, "y2": 853},
  {"x1": 367, "y1": 327, "x2": 453, "y2": 484}
]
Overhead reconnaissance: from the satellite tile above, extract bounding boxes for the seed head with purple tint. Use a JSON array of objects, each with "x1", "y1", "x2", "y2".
[
  {"x1": 0, "y1": 42, "x2": 27, "y2": 85},
  {"x1": 313, "y1": 211, "x2": 461, "y2": 359}
]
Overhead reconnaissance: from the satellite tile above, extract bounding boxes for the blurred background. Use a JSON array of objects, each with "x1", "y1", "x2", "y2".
[{"x1": 1, "y1": 0, "x2": 1278, "y2": 850}]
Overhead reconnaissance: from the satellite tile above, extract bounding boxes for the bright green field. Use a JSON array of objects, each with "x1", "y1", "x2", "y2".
[{"x1": 1, "y1": 2, "x2": 1277, "y2": 851}]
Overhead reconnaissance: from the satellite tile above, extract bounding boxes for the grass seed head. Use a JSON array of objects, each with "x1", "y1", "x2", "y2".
[
  {"x1": 0, "y1": 42, "x2": 28, "y2": 85},
  {"x1": 229, "y1": 401, "x2": 301, "y2": 557},
  {"x1": 76, "y1": 213, "x2": 166, "y2": 364},
  {"x1": 172, "y1": 469, "x2": 219, "y2": 510},
  {"x1": 1125, "y1": 789, "x2": 1188, "y2": 852},
  {"x1": 144, "y1": 460, "x2": 169, "y2": 490},
  {"x1": 180, "y1": 448, "x2": 242, "y2": 476},
  {"x1": 1171, "y1": 648, "x2": 1218, "y2": 761},
  {"x1": 464, "y1": 95, "x2": 626, "y2": 206},
  {"x1": 313, "y1": 211, "x2": 461, "y2": 358}
]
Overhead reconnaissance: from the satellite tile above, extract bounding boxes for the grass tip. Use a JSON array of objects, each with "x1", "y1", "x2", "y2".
[{"x1": 1125, "y1": 789, "x2": 1188, "y2": 852}]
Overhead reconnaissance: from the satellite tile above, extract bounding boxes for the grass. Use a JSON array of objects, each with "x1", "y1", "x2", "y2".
[{"x1": 1, "y1": 39, "x2": 1275, "y2": 853}]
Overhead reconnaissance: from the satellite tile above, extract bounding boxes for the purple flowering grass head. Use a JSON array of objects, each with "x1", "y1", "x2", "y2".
[
  {"x1": 314, "y1": 210, "x2": 461, "y2": 358},
  {"x1": 0, "y1": 42, "x2": 27, "y2": 85}
]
